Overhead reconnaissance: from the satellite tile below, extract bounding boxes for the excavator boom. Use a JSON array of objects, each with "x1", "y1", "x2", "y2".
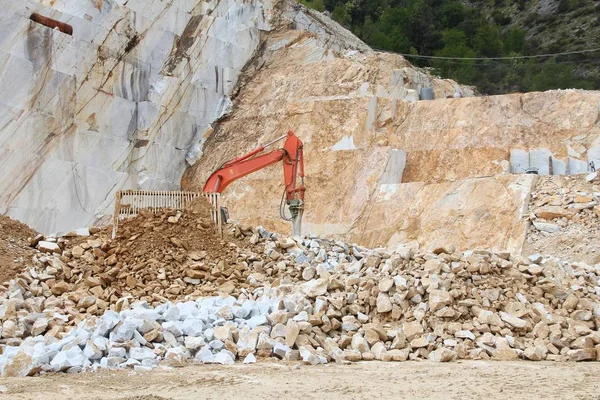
[
  {"x1": 202, "y1": 131, "x2": 305, "y2": 236},
  {"x1": 203, "y1": 149, "x2": 286, "y2": 194}
]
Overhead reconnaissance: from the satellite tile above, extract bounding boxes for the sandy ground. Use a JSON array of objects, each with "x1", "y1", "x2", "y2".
[{"x1": 1, "y1": 361, "x2": 599, "y2": 400}]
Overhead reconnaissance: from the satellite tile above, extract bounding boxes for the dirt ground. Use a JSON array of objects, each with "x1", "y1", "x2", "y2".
[{"x1": 1, "y1": 361, "x2": 599, "y2": 400}]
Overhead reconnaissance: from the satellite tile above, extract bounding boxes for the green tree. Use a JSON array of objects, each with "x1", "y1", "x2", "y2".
[
  {"x1": 526, "y1": 59, "x2": 592, "y2": 91},
  {"x1": 332, "y1": 3, "x2": 352, "y2": 27},
  {"x1": 500, "y1": 56, "x2": 527, "y2": 92},
  {"x1": 441, "y1": 2, "x2": 466, "y2": 28},
  {"x1": 371, "y1": 26, "x2": 412, "y2": 52},
  {"x1": 505, "y1": 28, "x2": 526, "y2": 54},
  {"x1": 300, "y1": 0, "x2": 326, "y2": 11},
  {"x1": 474, "y1": 25, "x2": 503, "y2": 57},
  {"x1": 433, "y1": 29, "x2": 477, "y2": 83},
  {"x1": 377, "y1": 7, "x2": 411, "y2": 35},
  {"x1": 403, "y1": 0, "x2": 437, "y2": 52},
  {"x1": 362, "y1": 10, "x2": 412, "y2": 52},
  {"x1": 347, "y1": 0, "x2": 387, "y2": 26},
  {"x1": 558, "y1": 0, "x2": 570, "y2": 12},
  {"x1": 324, "y1": 0, "x2": 345, "y2": 11},
  {"x1": 311, "y1": 0, "x2": 600, "y2": 94}
]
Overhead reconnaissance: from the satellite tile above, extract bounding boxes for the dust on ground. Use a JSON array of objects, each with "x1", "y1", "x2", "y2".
[
  {"x1": 0, "y1": 361, "x2": 599, "y2": 400},
  {"x1": 0, "y1": 215, "x2": 37, "y2": 284}
]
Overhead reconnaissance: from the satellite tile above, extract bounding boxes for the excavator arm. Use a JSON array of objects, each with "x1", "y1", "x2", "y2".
[{"x1": 203, "y1": 131, "x2": 306, "y2": 236}]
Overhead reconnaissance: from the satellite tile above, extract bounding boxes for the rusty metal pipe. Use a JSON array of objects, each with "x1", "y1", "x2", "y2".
[{"x1": 30, "y1": 13, "x2": 73, "y2": 36}]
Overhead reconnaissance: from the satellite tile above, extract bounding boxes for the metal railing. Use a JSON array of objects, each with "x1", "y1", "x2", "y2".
[{"x1": 111, "y1": 190, "x2": 222, "y2": 238}]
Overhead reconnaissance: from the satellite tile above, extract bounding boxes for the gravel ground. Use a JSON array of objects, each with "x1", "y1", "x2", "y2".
[{"x1": 1, "y1": 361, "x2": 599, "y2": 400}]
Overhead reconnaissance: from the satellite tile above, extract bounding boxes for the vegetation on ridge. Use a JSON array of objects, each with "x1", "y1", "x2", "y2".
[{"x1": 300, "y1": 0, "x2": 600, "y2": 94}]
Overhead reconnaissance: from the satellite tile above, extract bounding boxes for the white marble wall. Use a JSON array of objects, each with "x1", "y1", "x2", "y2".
[
  {"x1": 510, "y1": 149, "x2": 529, "y2": 174},
  {"x1": 529, "y1": 148, "x2": 552, "y2": 175},
  {"x1": 510, "y1": 147, "x2": 599, "y2": 176},
  {"x1": 380, "y1": 149, "x2": 406, "y2": 184},
  {"x1": 0, "y1": 0, "x2": 278, "y2": 233}
]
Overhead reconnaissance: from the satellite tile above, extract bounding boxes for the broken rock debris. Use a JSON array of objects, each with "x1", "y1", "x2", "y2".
[{"x1": 1, "y1": 204, "x2": 600, "y2": 376}]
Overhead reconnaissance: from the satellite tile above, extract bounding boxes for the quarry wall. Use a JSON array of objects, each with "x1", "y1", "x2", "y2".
[
  {"x1": 184, "y1": 27, "x2": 600, "y2": 253},
  {"x1": 0, "y1": 0, "x2": 281, "y2": 233},
  {"x1": 0, "y1": 0, "x2": 468, "y2": 236},
  {"x1": 2, "y1": 0, "x2": 600, "y2": 256}
]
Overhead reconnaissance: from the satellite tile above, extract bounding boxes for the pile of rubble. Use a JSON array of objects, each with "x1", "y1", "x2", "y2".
[
  {"x1": 1, "y1": 202, "x2": 600, "y2": 376},
  {"x1": 525, "y1": 174, "x2": 600, "y2": 263},
  {"x1": 16, "y1": 200, "x2": 283, "y2": 318},
  {"x1": 0, "y1": 215, "x2": 37, "y2": 284},
  {"x1": 0, "y1": 295, "x2": 284, "y2": 375}
]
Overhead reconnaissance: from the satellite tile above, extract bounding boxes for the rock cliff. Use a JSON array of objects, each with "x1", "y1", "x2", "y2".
[
  {"x1": 0, "y1": 0, "x2": 468, "y2": 235},
  {"x1": 0, "y1": 0, "x2": 277, "y2": 233},
  {"x1": 3, "y1": 0, "x2": 600, "y2": 257},
  {"x1": 183, "y1": 30, "x2": 600, "y2": 253}
]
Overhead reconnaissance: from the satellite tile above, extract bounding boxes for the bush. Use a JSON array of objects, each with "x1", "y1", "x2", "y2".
[
  {"x1": 332, "y1": 4, "x2": 351, "y2": 27},
  {"x1": 539, "y1": 14, "x2": 558, "y2": 24},
  {"x1": 572, "y1": 6, "x2": 595, "y2": 18},
  {"x1": 524, "y1": 13, "x2": 538, "y2": 26},
  {"x1": 505, "y1": 28, "x2": 526, "y2": 53},
  {"x1": 492, "y1": 10, "x2": 511, "y2": 25},
  {"x1": 299, "y1": 0, "x2": 325, "y2": 12},
  {"x1": 568, "y1": 0, "x2": 585, "y2": 10},
  {"x1": 546, "y1": 42, "x2": 563, "y2": 53},
  {"x1": 441, "y1": 2, "x2": 467, "y2": 28},
  {"x1": 474, "y1": 25, "x2": 504, "y2": 57},
  {"x1": 558, "y1": 0, "x2": 570, "y2": 13},
  {"x1": 526, "y1": 60, "x2": 593, "y2": 92}
]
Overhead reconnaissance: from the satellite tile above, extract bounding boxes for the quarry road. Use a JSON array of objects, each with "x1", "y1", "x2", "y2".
[{"x1": 1, "y1": 361, "x2": 599, "y2": 399}]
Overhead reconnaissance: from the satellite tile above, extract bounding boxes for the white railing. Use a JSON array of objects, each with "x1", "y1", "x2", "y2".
[{"x1": 111, "y1": 190, "x2": 222, "y2": 238}]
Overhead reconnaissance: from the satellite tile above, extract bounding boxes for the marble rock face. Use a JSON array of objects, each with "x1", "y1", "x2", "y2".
[
  {"x1": 182, "y1": 11, "x2": 600, "y2": 253},
  {"x1": 0, "y1": 0, "x2": 280, "y2": 234},
  {"x1": 0, "y1": 0, "x2": 476, "y2": 242}
]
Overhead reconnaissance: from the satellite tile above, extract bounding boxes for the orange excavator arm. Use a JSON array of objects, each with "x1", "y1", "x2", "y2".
[{"x1": 203, "y1": 131, "x2": 306, "y2": 236}]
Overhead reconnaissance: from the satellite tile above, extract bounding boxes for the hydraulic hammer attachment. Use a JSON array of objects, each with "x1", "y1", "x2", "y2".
[
  {"x1": 288, "y1": 199, "x2": 304, "y2": 237},
  {"x1": 203, "y1": 131, "x2": 306, "y2": 237}
]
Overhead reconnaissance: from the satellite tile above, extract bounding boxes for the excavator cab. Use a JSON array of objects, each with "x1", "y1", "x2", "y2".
[{"x1": 203, "y1": 131, "x2": 306, "y2": 237}]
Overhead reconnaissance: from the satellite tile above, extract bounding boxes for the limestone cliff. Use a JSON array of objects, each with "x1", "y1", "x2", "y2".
[
  {"x1": 0, "y1": 0, "x2": 470, "y2": 235},
  {"x1": 0, "y1": 0, "x2": 280, "y2": 233},
  {"x1": 1, "y1": 0, "x2": 275, "y2": 233},
  {"x1": 4, "y1": 0, "x2": 600, "y2": 257},
  {"x1": 183, "y1": 18, "x2": 600, "y2": 253}
]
